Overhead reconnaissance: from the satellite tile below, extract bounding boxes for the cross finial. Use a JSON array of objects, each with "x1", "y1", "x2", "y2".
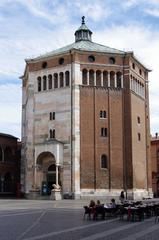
[{"x1": 82, "y1": 16, "x2": 85, "y2": 24}]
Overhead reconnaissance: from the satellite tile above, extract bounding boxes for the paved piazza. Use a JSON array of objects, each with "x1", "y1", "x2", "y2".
[{"x1": 0, "y1": 199, "x2": 159, "y2": 240}]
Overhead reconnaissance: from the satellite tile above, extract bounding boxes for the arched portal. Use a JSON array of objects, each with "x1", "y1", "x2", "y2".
[{"x1": 36, "y1": 152, "x2": 61, "y2": 195}]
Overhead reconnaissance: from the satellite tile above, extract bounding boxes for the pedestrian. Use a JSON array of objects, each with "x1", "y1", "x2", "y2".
[{"x1": 119, "y1": 191, "x2": 125, "y2": 204}]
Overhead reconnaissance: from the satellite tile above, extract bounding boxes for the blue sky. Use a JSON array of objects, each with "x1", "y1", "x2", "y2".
[{"x1": 0, "y1": 0, "x2": 159, "y2": 139}]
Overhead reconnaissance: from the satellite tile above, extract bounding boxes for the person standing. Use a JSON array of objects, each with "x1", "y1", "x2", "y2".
[{"x1": 120, "y1": 191, "x2": 125, "y2": 203}]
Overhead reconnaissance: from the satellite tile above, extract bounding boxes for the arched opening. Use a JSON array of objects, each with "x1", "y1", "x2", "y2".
[
  {"x1": 47, "y1": 164, "x2": 61, "y2": 195},
  {"x1": 36, "y1": 152, "x2": 61, "y2": 195},
  {"x1": 101, "y1": 155, "x2": 108, "y2": 169},
  {"x1": 65, "y1": 71, "x2": 70, "y2": 86},
  {"x1": 59, "y1": 72, "x2": 64, "y2": 87},
  {"x1": 82, "y1": 69, "x2": 87, "y2": 85},
  {"x1": 4, "y1": 172, "x2": 14, "y2": 193},
  {"x1": 54, "y1": 73, "x2": 58, "y2": 88},
  {"x1": 96, "y1": 70, "x2": 101, "y2": 86},
  {"x1": 110, "y1": 71, "x2": 115, "y2": 88},
  {"x1": 48, "y1": 74, "x2": 52, "y2": 89},
  {"x1": 89, "y1": 70, "x2": 94, "y2": 86},
  {"x1": 43, "y1": 76, "x2": 47, "y2": 90},
  {"x1": 37, "y1": 76, "x2": 41, "y2": 92},
  {"x1": 103, "y1": 71, "x2": 108, "y2": 87},
  {"x1": 117, "y1": 72, "x2": 122, "y2": 88}
]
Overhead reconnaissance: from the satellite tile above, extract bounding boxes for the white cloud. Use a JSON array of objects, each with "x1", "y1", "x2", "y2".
[
  {"x1": 144, "y1": 8, "x2": 159, "y2": 17},
  {"x1": 74, "y1": 0, "x2": 111, "y2": 22},
  {"x1": 122, "y1": 0, "x2": 139, "y2": 9},
  {"x1": 0, "y1": 84, "x2": 21, "y2": 138}
]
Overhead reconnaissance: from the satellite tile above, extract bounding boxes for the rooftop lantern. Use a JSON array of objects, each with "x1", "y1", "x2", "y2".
[{"x1": 74, "y1": 16, "x2": 92, "y2": 42}]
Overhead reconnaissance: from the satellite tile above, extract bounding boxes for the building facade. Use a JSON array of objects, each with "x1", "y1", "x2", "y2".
[
  {"x1": 151, "y1": 133, "x2": 159, "y2": 197},
  {"x1": 21, "y1": 18, "x2": 152, "y2": 199},
  {"x1": 0, "y1": 133, "x2": 21, "y2": 197}
]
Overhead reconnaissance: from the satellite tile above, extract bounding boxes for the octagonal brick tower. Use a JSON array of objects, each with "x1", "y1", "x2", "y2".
[{"x1": 21, "y1": 17, "x2": 152, "y2": 200}]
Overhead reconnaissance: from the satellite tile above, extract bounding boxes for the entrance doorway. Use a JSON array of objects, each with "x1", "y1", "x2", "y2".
[{"x1": 46, "y1": 164, "x2": 60, "y2": 195}]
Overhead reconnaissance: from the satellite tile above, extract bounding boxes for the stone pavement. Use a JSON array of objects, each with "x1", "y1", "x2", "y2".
[{"x1": 0, "y1": 198, "x2": 159, "y2": 240}]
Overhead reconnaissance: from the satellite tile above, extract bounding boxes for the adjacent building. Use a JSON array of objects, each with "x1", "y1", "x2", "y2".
[
  {"x1": 21, "y1": 17, "x2": 152, "y2": 199},
  {"x1": 0, "y1": 133, "x2": 21, "y2": 197},
  {"x1": 151, "y1": 133, "x2": 159, "y2": 197}
]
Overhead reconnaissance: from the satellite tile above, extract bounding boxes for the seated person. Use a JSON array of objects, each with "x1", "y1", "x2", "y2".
[
  {"x1": 110, "y1": 198, "x2": 116, "y2": 208},
  {"x1": 94, "y1": 200, "x2": 105, "y2": 220},
  {"x1": 89, "y1": 200, "x2": 95, "y2": 208},
  {"x1": 96, "y1": 200, "x2": 101, "y2": 206}
]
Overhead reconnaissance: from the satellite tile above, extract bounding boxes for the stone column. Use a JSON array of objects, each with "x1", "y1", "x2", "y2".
[
  {"x1": 94, "y1": 71, "x2": 96, "y2": 86},
  {"x1": 58, "y1": 73, "x2": 60, "y2": 88},
  {"x1": 56, "y1": 164, "x2": 59, "y2": 186},
  {"x1": 121, "y1": 75, "x2": 123, "y2": 88},
  {"x1": 87, "y1": 71, "x2": 89, "y2": 85},
  {"x1": 108, "y1": 72, "x2": 110, "y2": 87},
  {"x1": 101, "y1": 71, "x2": 103, "y2": 86},
  {"x1": 114, "y1": 73, "x2": 117, "y2": 88},
  {"x1": 63, "y1": 72, "x2": 66, "y2": 87},
  {"x1": 52, "y1": 74, "x2": 54, "y2": 90}
]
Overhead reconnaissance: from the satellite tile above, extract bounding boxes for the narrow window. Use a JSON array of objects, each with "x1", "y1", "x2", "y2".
[
  {"x1": 65, "y1": 71, "x2": 70, "y2": 86},
  {"x1": 137, "y1": 116, "x2": 140, "y2": 124},
  {"x1": 103, "y1": 71, "x2": 108, "y2": 87},
  {"x1": 49, "y1": 129, "x2": 53, "y2": 139},
  {"x1": 37, "y1": 77, "x2": 41, "y2": 92},
  {"x1": 52, "y1": 129, "x2": 55, "y2": 139},
  {"x1": 48, "y1": 75, "x2": 52, "y2": 89},
  {"x1": 103, "y1": 111, "x2": 106, "y2": 118},
  {"x1": 100, "y1": 111, "x2": 106, "y2": 118},
  {"x1": 101, "y1": 128, "x2": 107, "y2": 137},
  {"x1": 96, "y1": 70, "x2": 101, "y2": 86},
  {"x1": 60, "y1": 72, "x2": 64, "y2": 87},
  {"x1": 117, "y1": 72, "x2": 122, "y2": 88},
  {"x1": 54, "y1": 73, "x2": 58, "y2": 88},
  {"x1": 52, "y1": 112, "x2": 55, "y2": 120},
  {"x1": 138, "y1": 133, "x2": 141, "y2": 141},
  {"x1": 89, "y1": 70, "x2": 94, "y2": 86},
  {"x1": 43, "y1": 76, "x2": 47, "y2": 90},
  {"x1": 50, "y1": 112, "x2": 52, "y2": 120},
  {"x1": 82, "y1": 69, "x2": 87, "y2": 85},
  {"x1": 110, "y1": 71, "x2": 115, "y2": 88},
  {"x1": 132, "y1": 63, "x2": 135, "y2": 69},
  {"x1": 101, "y1": 155, "x2": 108, "y2": 169}
]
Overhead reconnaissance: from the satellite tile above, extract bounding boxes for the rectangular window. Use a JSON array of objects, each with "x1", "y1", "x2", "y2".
[
  {"x1": 137, "y1": 116, "x2": 140, "y2": 124},
  {"x1": 100, "y1": 111, "x2": 107, "y2": 119},
  {"x1": 138, "y1": 133, "x2": 141, "y2": 141},
  {"x1": 101, "y1": 128, "x2": 107, "y2": 137},
  {"x1": 49, "y1": 112, "x2": 55, "y2": 120}
]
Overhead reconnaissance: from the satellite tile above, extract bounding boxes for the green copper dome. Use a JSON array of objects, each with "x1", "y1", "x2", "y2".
[{"x1": 74, "y1": 16, "x2": 92, "y2": 42}]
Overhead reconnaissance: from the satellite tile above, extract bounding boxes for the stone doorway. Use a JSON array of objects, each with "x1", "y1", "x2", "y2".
[{"x1": 46, "y1": 164, "x2": 61, "y2": 195}]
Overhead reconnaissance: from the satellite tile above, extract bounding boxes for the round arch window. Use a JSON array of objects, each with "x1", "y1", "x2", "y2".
[
  {"x1": 59, "y1": 58, "x2": 64, "y2": 65},
  {"x1": 42, "y1": 62, "x2": 47, "y2": 69},
  {"x1": 88, "y1": 55, "x2": 95, "y2": 62},
  {"x1": 109, "y1": 57, "x2": 115, "y2": 64}
]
